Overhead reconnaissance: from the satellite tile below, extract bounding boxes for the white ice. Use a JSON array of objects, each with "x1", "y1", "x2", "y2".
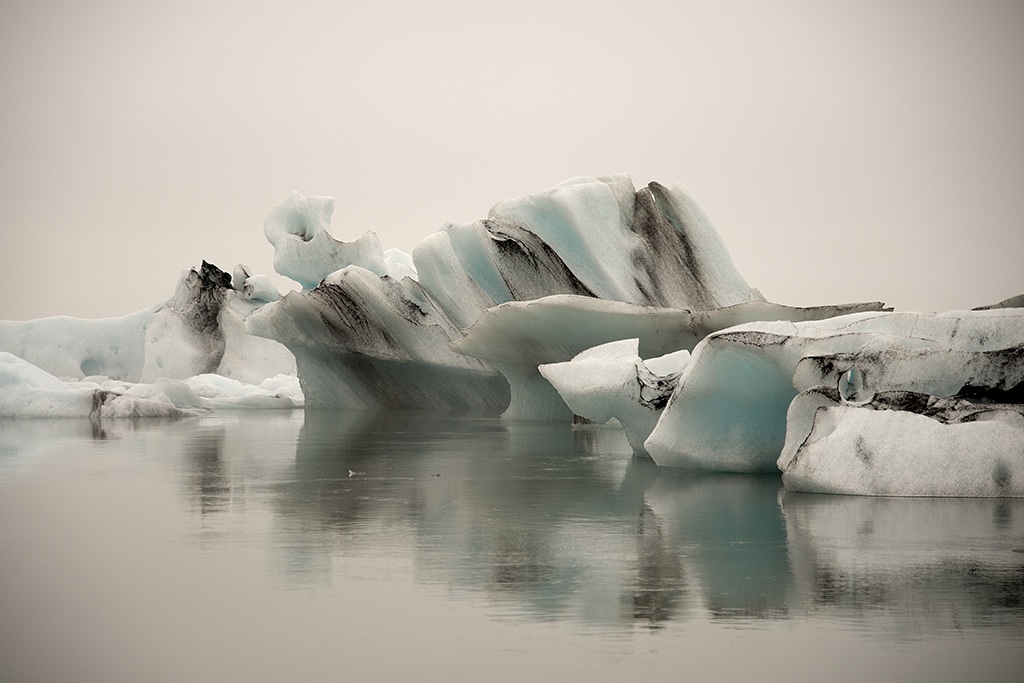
[
  {"x1": 539, "y1": 338, "x2": 689, "y2": 455},
  {"x1": 263, "y1": 191, "x2": 414, "y2": 290},
  {"x1": 781, "y1": 401, "x2": 1024, "y2": 496},
  {"x1": 0, "y1": 351, "x2": 302, "y2": 418},
  {"x1": 0, "y1": 306, "x2": 155, "y2": 381},
  {"x1": 452, "y1": 296, "x2": 695, "y2": 419},
  {"x1": 645, "y1": 309, "x2": 1024, "y2": 473}
]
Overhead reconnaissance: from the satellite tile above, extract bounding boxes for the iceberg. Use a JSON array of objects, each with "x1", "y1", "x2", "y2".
[
  {"x1": 1, "y1": 260, "x2": 296, "y2": 387},
  {"x1": 253, "y1": 175, "x2": 887, "y2": 415},
  {"x1": 539, "y1": 338, "x2": 688, "y2": 455},
  {"x1": 779, "y1": 389, "x2": 1024, "y2": 496},
  {"x1": 0, "y1": 351, "x2": 302, "y2": 418},
  {"x1": 0, "y1": 351, "x2": 199, "y2": 418},
  {"x1": 644, "y1": 309, "x2": 1024, "y2": 472},
  {"x1": 453, "y1": 296, "x2": 696, "y2": 420},
  {"x1": 142, "y1": 261, "x2": 296, "y2": 385}
]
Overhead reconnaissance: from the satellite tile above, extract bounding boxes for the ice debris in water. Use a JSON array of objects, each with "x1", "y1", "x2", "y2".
[
  {"x1": 539, "y1": 338, "x2": 688, "y2": 456},
  {"x1": 0, "y1": 351, "x2": 302, "y2": 418}
]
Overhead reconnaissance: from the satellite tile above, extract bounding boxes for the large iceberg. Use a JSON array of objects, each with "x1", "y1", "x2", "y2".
[
  {"x1": 644, "y1": 309, "x2": 1024, "y2": 473},
  {"x1": 2, "y1": 173, "x2": 1021, "y2": 500},
  {"x1": 250, "y1": 175, "x2": 886, "y2": 415}
]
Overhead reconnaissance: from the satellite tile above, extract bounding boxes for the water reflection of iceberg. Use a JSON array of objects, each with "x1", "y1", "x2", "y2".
[
  {"x1": 644, "y1": 472, "x2": 793, "y2": 619},
  {"x1": 280, "y1": 412, "x2": 690, "y2": 627},
  {"x1": 782, "y1": 493, "x2": 1024, "y2": 635}
]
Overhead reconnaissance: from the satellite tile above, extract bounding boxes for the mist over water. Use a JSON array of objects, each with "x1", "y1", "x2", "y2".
[{"x1": 1, "y1": 412, "x2": 1022, "y2": 682}]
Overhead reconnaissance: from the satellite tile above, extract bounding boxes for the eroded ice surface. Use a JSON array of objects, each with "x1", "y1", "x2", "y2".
[
  {"x1": 780, "y1": 393, "x2": 1024, "y2": 496},
  {"x1": 645, "y1": 309, "x2": 1024, "y2": 472},
  {"x1": 539, "y1": 338, "x2": 688, "y2": 455},
  {"x1": 263, "y1": 191, "x2": 406, "y2": 289},
  {"x1": 452, "y1": 296, "x2": 695, "y2": 419},
  {"x1": 245, "y1": 266, "x2": 509, "y2": 410},
  {"x1": 251, "y1": 175, "x2": 771, "y2": 412}
]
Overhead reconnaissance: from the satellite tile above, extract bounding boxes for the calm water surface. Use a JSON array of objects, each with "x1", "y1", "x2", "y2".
[{"x1": 1, "y1": 411, "x2": 1022, "y2": 682}]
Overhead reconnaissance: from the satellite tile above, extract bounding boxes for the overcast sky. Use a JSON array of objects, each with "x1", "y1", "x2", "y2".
[{"x1": 1, "y1": 0, "x2": 1021, "y2": 320}]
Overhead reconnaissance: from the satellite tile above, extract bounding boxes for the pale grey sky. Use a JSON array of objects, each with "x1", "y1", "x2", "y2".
[{"x1": 1, "y1": 0, "x2": 1022, "y2": 320}]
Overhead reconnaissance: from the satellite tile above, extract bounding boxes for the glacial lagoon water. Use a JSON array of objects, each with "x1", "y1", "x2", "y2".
[{"x1": 1, "y1": 411, "x2": 1021, "y2": 682}]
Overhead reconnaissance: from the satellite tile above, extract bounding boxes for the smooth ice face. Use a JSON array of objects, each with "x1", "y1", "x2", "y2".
[
  {"x1": 645, "y1": 309, "x2": 1024, "y2": 473},
  {"x1": 781, "y1": 399, "x2": 1024, "y2": 497},
  {"x1": 264, "y1": 191, "x2": 406, "y2": 289},
  {"x1": 453, "y1": 296, "x2": 695, "y2": 420},
  {"x1": 539, "y1": 338, "x2": 688, "y2": 455},
  {"x1": 0, "y1": 307, "x2": 154, "y2": 381},
  {"x1": 487, "y1": 175, "x2": 762, "y2": 309}
]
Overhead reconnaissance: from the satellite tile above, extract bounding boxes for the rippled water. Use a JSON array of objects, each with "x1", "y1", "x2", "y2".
[{"x1": 1, "y1": 411, "x2": 1022, "y2": 682}]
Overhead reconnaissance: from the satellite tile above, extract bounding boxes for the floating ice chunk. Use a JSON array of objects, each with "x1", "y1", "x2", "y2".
[
  {"x1": 264, "y1": 192, "x2": 391, "y2": 289},
  {"x1": 780, "y1": 396, "x2": 1024, "y2": 496},
  {"x1": 0, "y1": 352, "x2": 198, "y2": 418},
  {"x1": 125, "y1": 380, "x2": 207, "y2": 410},
  {"x1": 183, "y1": 373, "x2": 303, "y2": 409},
  {"x1": 540, "y1": 338, "x2": 689, "y2": 455},
  {"x1": 453, "y1": 296, "x2": 695, "y2": 420},
  {"x1": 645, "y1": 308, "x2": 1024, "y2": 472},
  {"x1": 0, "y1": 352, "x2": 301, "y2": 417}
]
